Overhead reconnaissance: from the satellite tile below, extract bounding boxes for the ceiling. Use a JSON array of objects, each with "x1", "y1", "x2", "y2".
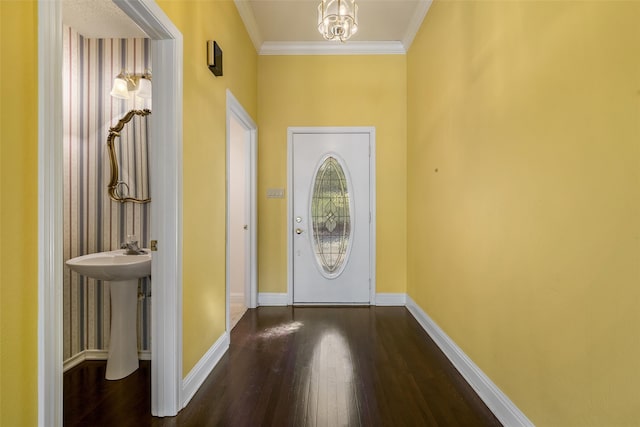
[
  {"x1": 236, "y1": 0, "x2": 432, "y2": 54},
  {"x1": 62, "y1": 0, "x2": 432, "y2": 54},
  {"x1": 62, "y1": 0, "x2": 147, "y2": 38}
]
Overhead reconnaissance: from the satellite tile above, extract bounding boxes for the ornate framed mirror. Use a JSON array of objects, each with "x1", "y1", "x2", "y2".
[{"x1": 107, "y1": 109, "x2": 151, "y2": 203}]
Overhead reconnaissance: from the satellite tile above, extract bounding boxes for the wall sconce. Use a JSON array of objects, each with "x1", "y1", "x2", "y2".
[
  {"x1": 110, "y1": 70, "x2": 152, "y2": 100},
  {"x1": 207, "y1": 41, "x2": 223, "y2": 77}
]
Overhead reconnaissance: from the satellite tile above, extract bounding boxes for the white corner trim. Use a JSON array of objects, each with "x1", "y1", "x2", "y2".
[
  {"x1": 405, "y1": 296, "x2": 534, "y2": 427},
  {"x1": 402, "y1": 0, "x2": 433, "y2": 52},
  {"x1": 234, "y1": 0, "x2": 263, "y2": 52},
  {"x1": 375, "y1": 293, "x2": 407, "y2": 306},
  {"x1": 38, "y1": 1, "x2": 64, "y2": 426},
  {"x1": 258, "y1": 293, "x2": 289, "y2": 306},
  {"x1": 260, "y1": 41, "x2": 406, "y2": 56},
  {"x1": 182, "y1": 332, "x2": 230, "y2": 409}
]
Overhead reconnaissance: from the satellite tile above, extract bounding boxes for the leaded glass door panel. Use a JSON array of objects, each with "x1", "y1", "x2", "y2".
[{"x1": 291, "y1": 130, "x2": 371, "y2": 303}]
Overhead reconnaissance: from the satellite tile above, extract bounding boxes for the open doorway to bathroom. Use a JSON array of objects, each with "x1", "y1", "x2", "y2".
[
  {"x1": 40, "y1": 0, "x2": 183, "y2": 424},
  {"x1": 226, "y1": 90, "x2": 258, "y2": 333},
  {"x1": 61, "y1": 3, "x2": 153, "y2": 422}
]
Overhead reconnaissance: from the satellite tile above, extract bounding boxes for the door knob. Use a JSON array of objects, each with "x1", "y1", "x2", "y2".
[{"x1": 295, "y1": 228, "x2": 303, "y2": 235}]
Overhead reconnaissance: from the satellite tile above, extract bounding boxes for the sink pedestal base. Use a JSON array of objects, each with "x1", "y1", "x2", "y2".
[{"x1": 105, "y1": 279, "x2": 139, "y2": 380}]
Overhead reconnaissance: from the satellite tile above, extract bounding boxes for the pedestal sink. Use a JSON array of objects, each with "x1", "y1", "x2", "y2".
[{"x1": 65, "y1": 249, "x2": 151, "y2": 380}]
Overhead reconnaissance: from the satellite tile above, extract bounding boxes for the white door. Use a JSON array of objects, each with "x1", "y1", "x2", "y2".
[
  {"x1": 291, "y1": 130, "x2": 372, "y2": 303},
  {"x1": 228, "y1": 115, "x2": 248, "y2": 328}
]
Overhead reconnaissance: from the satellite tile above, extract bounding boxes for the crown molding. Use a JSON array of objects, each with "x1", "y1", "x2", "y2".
[
  {"x1": 234, "y1": 0, "x2": 263, "y2": 52},
  {"x1": 259, "y1": 41, "x2": 406, "y2": 56},
  {"x1": 402, "y1": 0, "x2": 432, "y2": 51}
]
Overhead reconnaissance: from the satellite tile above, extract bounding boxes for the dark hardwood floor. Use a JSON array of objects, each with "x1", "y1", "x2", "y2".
[{"x1": 64, "y1": 307, "x2": 501, "y2": 426}]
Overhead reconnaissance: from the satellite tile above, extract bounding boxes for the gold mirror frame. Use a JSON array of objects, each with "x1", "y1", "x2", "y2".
[{"x1": 107, "y1": 109, "x2": 151, "y2": 203}]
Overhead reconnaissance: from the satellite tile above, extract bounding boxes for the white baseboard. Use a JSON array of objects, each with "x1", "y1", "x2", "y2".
[
  {"x1": 230, "y1": 292, "x2": 244, "y2": 304},
  {"x1": 375, "y1": 293, "x2": 407, "y2": 306},
  {"x1": 405, "y1": 296, "x2": 534, "y2": 427},
  {"x1": 182, "y1": 332, "x2": 230, "y2": 409},
  {"x1": 63, "y1": 351, "x2": 87, "y2": 372},
  {"x1": 63, "y1": 349, "x2": 152, "y2": 372},
  {"x1": 258, "y1": 292, "x2": 288, "y2": 306},
  {"x1": 256, "y1": 292, "x2": 406, "y2": 306}
]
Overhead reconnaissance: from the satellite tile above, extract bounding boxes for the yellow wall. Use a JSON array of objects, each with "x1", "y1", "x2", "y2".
[
  {"x1": 0, "y1": 1, "x2": 39, "y2": 425},
  {"x1": 0, "y1": 1, "x2": 257, "y2": 422},
  {"x1": 257, "y1": 55, "x2": 407, "y2": 295},
  {"x1": 407, "y1": 1, "x2": 640, "y2": 425},
  {"x1": 156, "y1": 0, "x2": 257, "y2": 375}
]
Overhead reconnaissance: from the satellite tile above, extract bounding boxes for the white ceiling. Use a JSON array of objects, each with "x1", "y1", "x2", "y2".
[
  {"x1": 62, "y1": 0, "x2": 147, "y2": 38},
  {"x1": 62, "y1": 0, "x2": 432, "y2": 54},
  {"x1": 237, "y1": 0, "x2": 432, "y2": 54}
]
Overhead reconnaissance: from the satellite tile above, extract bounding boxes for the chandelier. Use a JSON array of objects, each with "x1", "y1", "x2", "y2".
[{"x1": 317, "y1": 0, "x2": 358, "y2": 42}]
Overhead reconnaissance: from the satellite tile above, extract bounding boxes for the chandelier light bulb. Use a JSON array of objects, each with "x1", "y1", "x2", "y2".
[{"x1": 318, "y1": 0, "x2": 358, "y2": 43}]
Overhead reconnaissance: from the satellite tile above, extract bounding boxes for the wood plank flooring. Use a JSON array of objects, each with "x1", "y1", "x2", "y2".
[{"x1": 64, "y1": 307, "x2": 501, "y2": 426}]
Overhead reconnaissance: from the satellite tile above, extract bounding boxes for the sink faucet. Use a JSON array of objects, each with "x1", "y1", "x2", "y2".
[{"x1": 121, "y1": 235, "x2": 146, "y2": 255}]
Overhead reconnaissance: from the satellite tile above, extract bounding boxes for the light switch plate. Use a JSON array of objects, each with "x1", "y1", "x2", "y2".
[{"x1": 266, "y1": 188, "x2": 285, "y2": 198}]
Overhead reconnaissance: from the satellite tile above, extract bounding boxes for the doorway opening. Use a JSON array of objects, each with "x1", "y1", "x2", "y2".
[
  {"x1": 39, "y1": 0, "x2": 183, "y2": 424},
  {"x1": 225, "y1": 90, "x2": 258, "y2": 334}
]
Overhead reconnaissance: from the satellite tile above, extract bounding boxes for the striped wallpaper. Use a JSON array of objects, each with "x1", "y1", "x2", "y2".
[{"x1": 63, "y1": 26, "x2": 152, "y2": 362}]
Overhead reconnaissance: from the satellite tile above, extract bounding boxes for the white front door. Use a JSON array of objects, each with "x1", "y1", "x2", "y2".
[{"x1": 290, "y1": 129, "x2": 373, "y2": 303}]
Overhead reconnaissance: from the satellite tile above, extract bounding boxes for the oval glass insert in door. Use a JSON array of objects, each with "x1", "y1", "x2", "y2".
[{"x1": 310, "y1": 156, "x2": 353, "y2": 277}]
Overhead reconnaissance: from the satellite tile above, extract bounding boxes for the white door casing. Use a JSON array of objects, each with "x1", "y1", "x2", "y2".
[{"x1": 288, "y1": 128, "x2": 376, "y2": 304}]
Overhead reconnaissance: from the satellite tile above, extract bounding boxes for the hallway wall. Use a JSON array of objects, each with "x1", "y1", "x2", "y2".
[
  {"x1": 257, "y1": 55, "x2": 407, "y2": 295},
  {"x1": 0, "y1": 2, "x2": 38, "y2": 425},
  {"x1": 156, "y1": 0, "x2": 257, "y2": 376},
  {"x1": 407, "y1": 1, "x2": 640, "y2": 425}
]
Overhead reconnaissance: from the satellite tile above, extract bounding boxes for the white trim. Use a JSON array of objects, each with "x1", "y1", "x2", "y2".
[
  {"x1": 230, "y1": 292, "x2": 245, "y2": 304},
  {"x1": 402, "y1": 0, "x2": 433, "y2": 52},
  {"x1": 39, "y1": 0, "x2": 183, "y2": 423},
  {"x1": 113, "y1": 0, "x2": 184, "y2": 417},
  {"x1": 405, "y1": 296, "x2": 534, "y2": 427},
  {"x1": 260, "y1": 41, "x2": 406, "y2": 56},
  {"x1": 233, "y1": 0, "x2": 263, "y2": 52},
  {"x1": 182, "y1": 333, "x2": 230, "y2": 408},
  {"x1": 368, "y1": 129, "x2": 377, "y2": 305},
  {"x1": 85, "y1": 349, "x2": 152, "y2": 361},
  {"x1": 63, "y1": 350, "x2": 152, "y2": 372},
  {"x1": 226, "y1": 90, "x2": 258, "y2": 337},
  {"x1": 287, "y1": 127, "x2": 376, "y2": 306},
  {"x1": 38, "y1": 2, "x2": 64, "y2": 426},
  {"x1": 63, "y1": 352, "x2": 87, "y2": 373},
  {"x1": 375, "y1": 293, "x2": 407, "y2": 306},
  {"x1": 258, "y1": 293, "x2": 289, "y2": 306}
]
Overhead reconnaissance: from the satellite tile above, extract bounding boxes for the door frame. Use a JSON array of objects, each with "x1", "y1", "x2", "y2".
[
  {"x1": 286, "y1": 127, "x2": 377, "y2": 305},
  {"x1": 38, "y1": 1, "x2": 183, "y2": 424},
  {"x1": 226, "y1": 90, "x2": 258, "y2": 333}
]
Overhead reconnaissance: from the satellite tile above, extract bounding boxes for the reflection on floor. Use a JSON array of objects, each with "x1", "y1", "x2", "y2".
[
  {"x1": 230, "y1": 301, "x2": 247, "y2": 329},
  {"x1": 64, "y1": 307, "x2": 502, "y2": 426}
]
